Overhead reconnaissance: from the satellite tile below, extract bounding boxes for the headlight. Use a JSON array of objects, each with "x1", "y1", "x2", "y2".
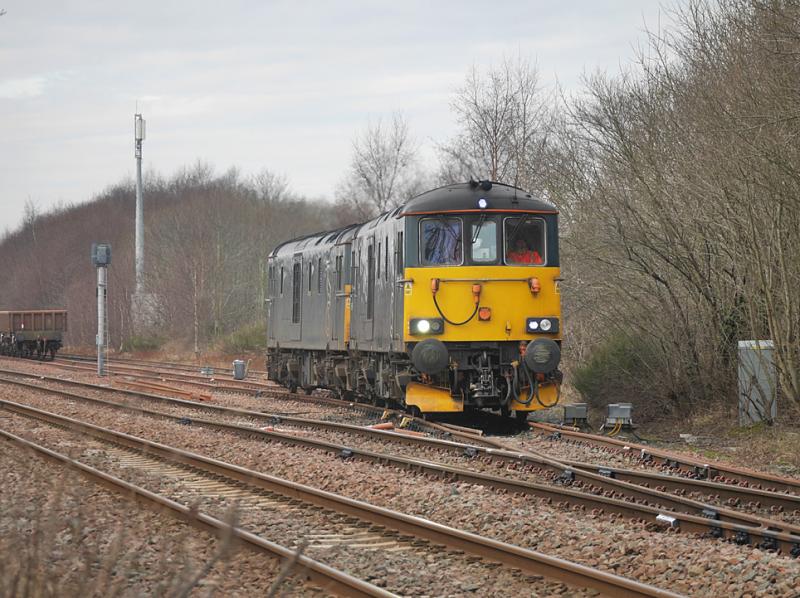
[
  {"x1": 525, "y1": 317, "x2": 559, "y2": 334},
  {"x1": 410, "y1": 318, "x2": 444, "y2": 335}
]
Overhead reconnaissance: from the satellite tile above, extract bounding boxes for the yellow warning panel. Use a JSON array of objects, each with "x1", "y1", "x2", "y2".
[
  {"x1": 510, "y1": 383, "x2": 560, "y2": 412},
  {"x1": 405, "y1": 381, "x2": 464, "y2": 413},
  {"x1": 343, "y1": 284, "x2": 352, "y2": 344}
]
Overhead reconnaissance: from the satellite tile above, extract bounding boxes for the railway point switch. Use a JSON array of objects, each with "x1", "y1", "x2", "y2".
[
  {"x1": 561, "y1": 403, "x2": 589, "y2": 428},
  {"x1": 601, "y1": 403, "x2": 636, "y2": 435}
]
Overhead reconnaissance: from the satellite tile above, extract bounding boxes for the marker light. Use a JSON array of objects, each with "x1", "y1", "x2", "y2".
[
  {"x1": 477, "y1": 198, "x2": 488, "y2": 209},
  {"x1": 525, "y1": 317, "x2": 559, "y2": 334}
]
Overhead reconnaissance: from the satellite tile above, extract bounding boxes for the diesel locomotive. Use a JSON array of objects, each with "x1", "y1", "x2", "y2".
[{"x1": 266, "y1": 181, "x2": 562, "y2": 419}]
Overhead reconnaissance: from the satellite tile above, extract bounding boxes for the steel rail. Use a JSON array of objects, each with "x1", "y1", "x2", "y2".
[
  {"x1": 531, "y1": 423, "x2": 800, "y2": 495},
  {"x1": 2, "y1": 380, "x2": 799, "y2": 555},
  {"x1": 0, "y1": 427, "x2": 392, "y2": 598},
  {"x1": 10, "y1": 369, "x2": 799, "y2": 512},
  {"x1": 563, "y1": 460, "x2": 800, "y2": 512},
  {"x1": 58, "y1": 353, "x2": 271, "y2": 377},
  {"x1": 50, "y1": 359, "x2": 480, "y2": 437},
  {"x1": 58, "y1": 353, "x2": 260, "y2": 375},
  {"x1": 0, "y1": 400, "x2": 678, "y2": 598},
  {"x1": 22, "y1": 358, "x2": 497, "y2": 444},
  {"x1": 52, "y1": 360, "x2": 273, "y2": 393},
  {"x1": 2, "y1": 371, "x2": 797, "y2": 537},
  {"x1": 0, "y1": 367, "x2": 482, "y2": 444},
  {"x1": 470, "y1": 437, "x2": 800, "y2": 540},
  {"x1": 1, "y1": 371, "x2": 796, "y2": 533}
]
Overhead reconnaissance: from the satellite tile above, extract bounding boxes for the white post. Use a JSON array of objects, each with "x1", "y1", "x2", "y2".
[
  {"x1": 97, "y1": 265, "x2": 107, "y2": 376},
  {"x1": 134, "y1": 114, "x2": 146, "y2": 295}
]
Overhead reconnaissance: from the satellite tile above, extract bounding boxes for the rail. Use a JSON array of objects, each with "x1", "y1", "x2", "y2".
[
  {"x1": 0, "y1": 400, "x2": 678, "y2": 598},
  {"x1": 531, "y1": 423, "x2": 800, "y2": 495},
  {"x1": 2, "y1": 375, "x2": 799, "y2": 555},
  {"x1": 0, "y1": 427, "x2": 391, "y2": 597}
]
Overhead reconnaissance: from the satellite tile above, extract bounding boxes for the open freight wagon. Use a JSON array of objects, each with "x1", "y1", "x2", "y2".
[{"x1": 0, "y1": 309, "x2": 67, "y2": 360}]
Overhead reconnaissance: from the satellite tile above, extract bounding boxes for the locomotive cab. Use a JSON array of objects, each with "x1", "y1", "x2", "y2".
[{"x1": 400, "y1": 181, "x2": 562, "y2": 417}]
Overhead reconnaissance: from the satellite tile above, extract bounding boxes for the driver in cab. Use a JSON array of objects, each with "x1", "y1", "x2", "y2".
[{"x1": 507, "y1": 238, "x2": 543, "y2": 265}]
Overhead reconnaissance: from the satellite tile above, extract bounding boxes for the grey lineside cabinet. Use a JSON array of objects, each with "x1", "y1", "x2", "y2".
[{"x1": 738, "y1": 340, "x2": 777, "y2": 426}]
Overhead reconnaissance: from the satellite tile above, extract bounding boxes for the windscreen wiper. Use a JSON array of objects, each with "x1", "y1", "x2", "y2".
[
  {"x1": 471, "y1": 212, "x2": 487, "y2": 244},
  {"x1": 509, "y1": 213, "x2": 530, "y2": 244}
]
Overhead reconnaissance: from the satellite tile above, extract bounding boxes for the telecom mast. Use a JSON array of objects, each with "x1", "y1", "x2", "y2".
[{"x1": 134, "y1": 113, "x2": 145, "y2": 294}]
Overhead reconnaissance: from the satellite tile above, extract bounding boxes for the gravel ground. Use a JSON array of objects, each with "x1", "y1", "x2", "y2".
[
  {"x1": 0, "y1": 358, "x2": 386, "y2": 426},
  {"x1": 1, "y1": 410, "x2": 582, "y2": 597},
  {"x1": 5, "y1": 368, "x2": 798, "y2": 527},
  {"x1": 0, "y1": 439, "x2": 323, "y2": 597},
  {"x1": 3, "y1": 381, "x2": 800, "y2": 596}
]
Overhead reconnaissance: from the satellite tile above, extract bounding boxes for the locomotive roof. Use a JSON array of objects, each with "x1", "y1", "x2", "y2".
[
  {"x1": 400, "y1": 181, "x2": 556, "y2": 214},
  {"x1": 270, "y1": 181, "x2": 556, "y2": 257}
]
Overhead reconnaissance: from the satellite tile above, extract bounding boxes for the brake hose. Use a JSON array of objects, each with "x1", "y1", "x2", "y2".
[
  {"x1": 502, "y1": 368, "x2": 514, "y2": 406},
  {"x1": 518, "y1": 364, "x2": 560, "y2": 408},
  {"x1": 517, "y1": 365, "x2": 536, "y2": 407},
  {"x1": 433, "y1": 293, "x2": 479, "y2": 326}
]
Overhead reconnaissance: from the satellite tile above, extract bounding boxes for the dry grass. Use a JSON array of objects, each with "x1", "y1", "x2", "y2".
[
  {"x1": 637, "y1": 401, "x2": 800, "y2": 478},
  {"x1": 0, "y1": 485, "x2": 235, "y2": 597},
  {"x1": 0, "y1": 449, "x2": 306, "y2": 597}
]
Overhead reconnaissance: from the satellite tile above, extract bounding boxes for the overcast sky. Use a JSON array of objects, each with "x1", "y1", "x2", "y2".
[{"x1": 0, "y1": 1, "x2": 674, "y2": 233}]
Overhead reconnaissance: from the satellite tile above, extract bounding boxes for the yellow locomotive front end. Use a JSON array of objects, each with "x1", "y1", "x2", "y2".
[{"x1": 399, "y1": 183, "x2": 562, "y2": 419}]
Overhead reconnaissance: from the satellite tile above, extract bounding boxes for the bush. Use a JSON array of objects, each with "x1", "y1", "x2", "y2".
[
  {"x1": 571, "y1": 332, "x2": 674, "y2": 420},
  {"x1": 219, "y1": 320, "x2": 266, "y2": 353},
  {"x1": 121, "y1": 334, "x2": 165, "y2": 353}
]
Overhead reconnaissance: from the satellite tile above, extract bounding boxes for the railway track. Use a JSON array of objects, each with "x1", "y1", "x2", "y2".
[
  {"x1": 59, "y1": 352, "x2": 270, "y2": 376},
  {"x1": 0, "y1": 362, "x2": 484, "y2": 443},
  {"x1": 2, "y1": 369, "x2": 799, "y2": 556},
  {"x1": 53, "y1": 374, "x2": 800, "y2": 513},
  {"x1": 530, "y1": 423, "x2": 800, "y2": 495},
  {"x1": 0, "y1": 426, "x2": 385, "y2": 596},
  {"x1": 0, "y1": 399, "x2": 676, "y2": 597}
]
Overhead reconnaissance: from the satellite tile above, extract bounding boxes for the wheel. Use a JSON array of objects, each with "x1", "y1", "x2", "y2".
[{"x1": 515, "y1": 410, "x2": 529, "y2": 427}]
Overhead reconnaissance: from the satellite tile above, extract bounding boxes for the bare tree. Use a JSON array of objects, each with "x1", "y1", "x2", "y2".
[
  {"x1": 338, "y1": 112, "x2": 423, "y2": 218},
  {"x1": 251, "y1": 169, "x2": 291, "y2": 203},
  {"x1": 22, "y1": 198, "x2": 38, "y2": 243},
  {"x1": 554, "y1": 0, "x2": 800, "y2": 416},
  {"x1": 439, "y1": 56, "x2": 555, "y2": 191}
]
